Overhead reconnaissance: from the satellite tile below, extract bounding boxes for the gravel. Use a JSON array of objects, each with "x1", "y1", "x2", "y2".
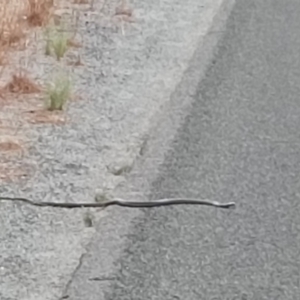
[{"x1": 0, "y1": 0, "x2": 226, "y2": 299}]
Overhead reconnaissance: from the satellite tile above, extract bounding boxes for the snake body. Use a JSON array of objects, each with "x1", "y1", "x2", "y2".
[{"x1": 0, "y1": 197, "x2": 235, "y2": 209}]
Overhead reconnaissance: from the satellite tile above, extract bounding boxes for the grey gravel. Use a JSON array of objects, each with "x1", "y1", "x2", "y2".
[
  {"x1": 64, "y1": 0, "x2": 236, "y2": 299},
  {"x1": 0, "y1": 0, "x2": 228, "y2": 299}
]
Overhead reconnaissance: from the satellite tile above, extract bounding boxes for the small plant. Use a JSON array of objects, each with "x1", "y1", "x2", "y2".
[
  {"x1": 95, "y1": 186, "x2": 113, "y2": 203},
  {"x1": 44, "y1": 24, "x2": 69, "y2": 61},
  {"x1": 45, "y1": 74, "x2": 71, "y2": 111},
  {"x1": 52, "y1": 31, "x2": 69, "y2": 61},
  {"x1": 95, "y1": 192, "x2": 110, "y2": 203}
]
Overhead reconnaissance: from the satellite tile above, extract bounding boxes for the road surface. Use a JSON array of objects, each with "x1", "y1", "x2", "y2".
[{"x1": 67, "y1": 0, "x2": 300, "y2": 299}]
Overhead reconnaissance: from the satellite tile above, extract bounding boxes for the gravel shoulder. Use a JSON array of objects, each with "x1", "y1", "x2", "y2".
[{"x1": 0, "y1": 0, "x2": 233, "y2": 299}]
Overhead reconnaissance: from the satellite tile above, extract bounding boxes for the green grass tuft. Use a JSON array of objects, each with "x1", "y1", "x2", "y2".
[
  {"x1": 45, "y1": 74, "x2": 72, "y2": 111},
  {"x1": 44, "y1": 24, "x2": 69, "y2": 60}
]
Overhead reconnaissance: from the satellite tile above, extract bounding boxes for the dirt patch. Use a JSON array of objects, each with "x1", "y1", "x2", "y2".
[
  {"x1": 0, "y1": 0, "x2": 62, "y2": 184},
  {"x1": 0, "y1": 138, "x2": 23, "y2": 152},
  {"x1": 24, "y1": 109, "x2": 66, "y2": 124}
]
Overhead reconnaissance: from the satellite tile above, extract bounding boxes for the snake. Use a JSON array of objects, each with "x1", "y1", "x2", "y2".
[{"x1": 0, "y1": 196, "x2": 235, "y2": 209}]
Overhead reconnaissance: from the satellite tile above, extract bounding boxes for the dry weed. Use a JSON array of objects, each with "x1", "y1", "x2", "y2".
[
  {"x1": 26, "y1": 0, "x2": 54, "y2": 27},
  {"x1": 0, "y1": 0, "x2": 54, "y2": 62},
  {"x1": 2, "y1": 72, "x2": 41, "y2": 94},
  {"x1": 0, "y1": 5, "x2": 26, "y2": 48}
]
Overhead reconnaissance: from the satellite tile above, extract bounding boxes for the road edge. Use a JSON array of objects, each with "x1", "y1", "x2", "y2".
[{"x1": 63, "y1": 0, "x2": 236, "y2": 298}]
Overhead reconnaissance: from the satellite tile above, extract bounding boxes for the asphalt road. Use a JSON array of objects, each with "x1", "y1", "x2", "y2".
[
  {"x1": 65, "y1": 0, "x2": 300, "y2": 299},
  {"x1": 103, "y1": 1, "x2": 300, "y2": 299}
]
